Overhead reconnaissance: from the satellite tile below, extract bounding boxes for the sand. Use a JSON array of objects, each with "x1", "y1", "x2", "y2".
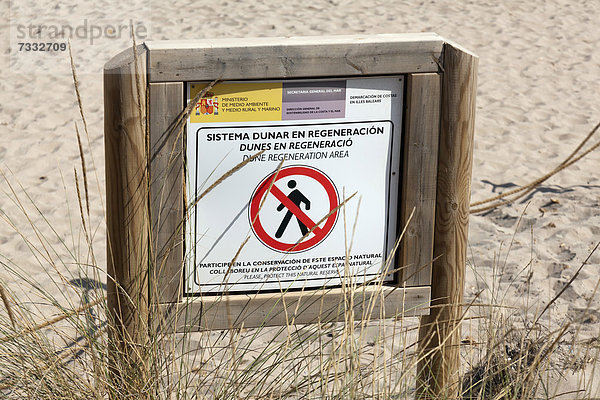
[{"x1": 0, "y1": 0, "x2": 599, "y2": 396}]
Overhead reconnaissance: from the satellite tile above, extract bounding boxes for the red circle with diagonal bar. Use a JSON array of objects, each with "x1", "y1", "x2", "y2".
[{"x1": 249, "y1": 166, "x2": 339, "y2": 253}]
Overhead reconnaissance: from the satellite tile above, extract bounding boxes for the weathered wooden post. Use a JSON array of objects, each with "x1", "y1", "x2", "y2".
[
  {"x1": 416, "y1": 41, "x2": 478, "y2": 399},
  {"x1": 104, "y1": 45, "x2": 151, "y2": 394},
  {"x1": 104, "y1": 34, "x2": 477, "y2": 398}
]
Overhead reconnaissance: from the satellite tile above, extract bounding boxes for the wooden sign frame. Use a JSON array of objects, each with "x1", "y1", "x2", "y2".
[{"x1": 104, "y1": 32, "x2": 477, "y2": 396}]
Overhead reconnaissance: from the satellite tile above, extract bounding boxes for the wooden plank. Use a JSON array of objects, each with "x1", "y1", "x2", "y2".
[
  {"x1": 145, "y1": 32, "x2": 442, "y2": 51},
  {"x1": 149, "y1": 82, "x2": 185, "y2": 304},
  {"x1": 400, "y1": 73, "x2": 440, "y2": 287},
  {"x1": 145, "y1": 33, "x2": 444, "y2": 82},
  {"x1": 416, "y1": 41, "x2": 478, "y2": 399},
  {"x1": 158, "y1": 285, "x2": 430, "y2": 332},
  {"x1": 104, "y1": 44, "x2": 149, "y2": 388}
]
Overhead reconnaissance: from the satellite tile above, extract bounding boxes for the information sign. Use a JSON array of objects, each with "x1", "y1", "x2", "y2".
[{"x1": 186, "y1": 76, "x2": 403, "y2": 294}]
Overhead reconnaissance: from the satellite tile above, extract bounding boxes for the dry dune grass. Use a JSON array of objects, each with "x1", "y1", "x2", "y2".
[
  {"x1": 1, "y1": 190, "x2": 599, "y2": 399},
  {"x1": 0, "y1": 45, "x2": 600, "y2": 399}
]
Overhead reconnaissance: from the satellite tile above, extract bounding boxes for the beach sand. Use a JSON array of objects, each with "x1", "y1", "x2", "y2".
[{"x1": 1, "y1": 0, "x2": 599, "y2": 396}]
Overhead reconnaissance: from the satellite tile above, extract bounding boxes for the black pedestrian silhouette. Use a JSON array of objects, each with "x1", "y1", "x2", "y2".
[{"x1": 275, "y1": 180, "x2": 311, "y2": 238}]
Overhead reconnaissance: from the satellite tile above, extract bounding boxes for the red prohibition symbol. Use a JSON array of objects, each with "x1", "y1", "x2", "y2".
[{"x1": 249, "y1": 165, "x2": 339, "y2": 253}]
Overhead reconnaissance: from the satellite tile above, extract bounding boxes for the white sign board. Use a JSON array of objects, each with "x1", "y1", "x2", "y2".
[{"x1": 186, "y1": 76, "x2": 403, "y2": 294}]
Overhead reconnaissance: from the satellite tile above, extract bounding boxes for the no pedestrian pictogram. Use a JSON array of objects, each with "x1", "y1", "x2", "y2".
[{"x1": 249, "y1": 166, "x2": 339, "y2": 253}]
